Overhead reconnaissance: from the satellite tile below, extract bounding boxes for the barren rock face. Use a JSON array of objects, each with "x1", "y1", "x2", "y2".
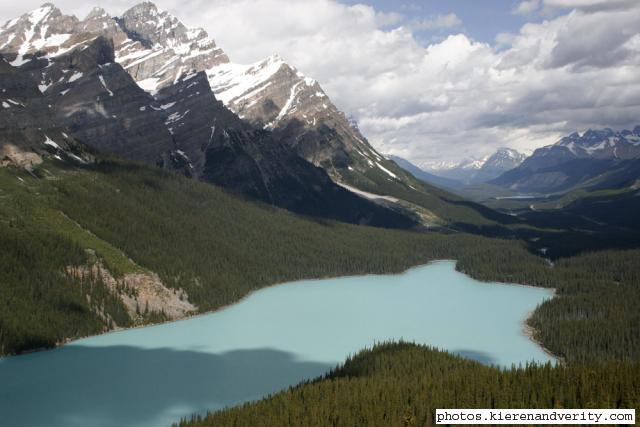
[
  {"x1": 205, "y1": 55, "x2": 383, "y2": 171},
  {"x1": 118, "y1": 271, "x2": 196, "y2": 321},
  {"x1": 68, "y1": 263, "x2": 197, "y2": 325},
  {"x1": 0, "y1": 55, "x2": 88, "y2": 164},
  {"x1": 0, "y1": 144, "x2": 43, "y2": 168},
  {"x1": 22, "y1": 36, "x2": 175, "y2": 165},
  {"x1": 114, "y1": 2, "x2": 229, "y2": 88}
]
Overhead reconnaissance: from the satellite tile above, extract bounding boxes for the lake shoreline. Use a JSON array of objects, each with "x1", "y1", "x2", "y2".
[
  {"x1": 521, "y1": 313, "x2": 561, "y2": 364},
  {"x1": 1, "y1": 259, "x2": 559, "y2": 427},
  {"x1": 2, "y1": 259, "x2": 558, "y2": 362}
]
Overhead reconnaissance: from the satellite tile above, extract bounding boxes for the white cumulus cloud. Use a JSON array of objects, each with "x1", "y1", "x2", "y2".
[{"x1": 513, "y1": 0, "x2": 541, "y2": 15}]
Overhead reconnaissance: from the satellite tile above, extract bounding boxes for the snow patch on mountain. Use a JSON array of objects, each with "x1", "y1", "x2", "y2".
[
  {"x1": 206, "y1": 55, "x2": 284, "y2": 105},
  {"x1": 419, "y1": 147, "x2": 527, "y2": 184},
  {"x1": 540, "y1": 127, "x2": 640, "y2": 160}
]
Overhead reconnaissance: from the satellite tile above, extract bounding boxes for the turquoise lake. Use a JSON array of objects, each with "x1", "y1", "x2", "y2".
[{"x1": 0, "y1": 261, "x2": 554, "y2": 427}]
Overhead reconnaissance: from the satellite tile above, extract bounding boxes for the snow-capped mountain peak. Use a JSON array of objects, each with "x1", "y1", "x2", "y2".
[
  {"x1": 113, "y1": 3, "x2": 229, "y2": 91},
  {"x1": 422, "y1": 155, "x2": 489, "y2": 172},
  {"x1": 492, "y1": 126, "x2": 640, "y2": 193},
  {"x1": 119, "y1": 1, "x2": 209, "y2": 52},
  {"x1": 0, "y1": 2, "x2": 230, "y2": 91},
  {"x1": 84, "y1": 6, "x2": 109, "y2": 20},
  {"x1": 206, "y1": 54, "x2": 329, "y2": 130},
  {"x1": 418, "y1": 147, "x2": 526, "y2": 184},
  {"x1": 482, "y1": 147, "x2": 527, "y2": 171},
  {"x1": 419, "y1": 160, "x2": 462, "y2": 171},
  {"x1": 206, "y1": 55, "x2": 287, "y2": 106},
  {"x1": 543, "y1": 126, "x2": 640, "y2": 160},
  {"x1": 459, "y1": 157, "x2": 488, "y2": 170},
  {"x1": 0, "y1": 3, "x2": 79, "y2": 66}
]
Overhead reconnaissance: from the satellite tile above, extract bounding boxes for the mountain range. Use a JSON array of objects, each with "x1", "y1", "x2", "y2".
[
  {"x1": 0, "y1": 2, "x2": 508, "y2": 232},
  {"x1": 409, "y1": 148, "x2": 527, "y2": 185},
  {"x1": 386, "y1": 155, "x2": 464, "y2": 189},
  {"x1": 492, "y1": 127, "x2": 640, "y2": 193}
]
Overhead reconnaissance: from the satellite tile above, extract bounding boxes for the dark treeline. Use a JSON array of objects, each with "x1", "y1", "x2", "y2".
[
  {"x1": 529, "y1": 250, "x2": 640, "y2": 362},
  {"x1": 178, "y1": 342, "x2": 640, "y2": 427},
  {"x1": 0, "y1": 224, "x2": 130, "y2": 354}
]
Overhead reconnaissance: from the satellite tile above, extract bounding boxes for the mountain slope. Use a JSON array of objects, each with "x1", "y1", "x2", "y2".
[
  {"x1": 30, "y1": 35, "x2": 176, "y2": 164},
  {"x1": 154, "y1": 71, "x2": 417, "y2": 226},
  {"x1": 0, "y1": 54, "x2": 92, "y2": 167}
]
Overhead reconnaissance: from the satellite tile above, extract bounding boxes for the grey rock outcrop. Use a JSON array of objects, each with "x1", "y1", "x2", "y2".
[
  {"x1": 0, "y1": 54, "x2": 89, "y2": 167},
  {"x1": 24, "y1": 36, "x2": 175, "y2": 164}
]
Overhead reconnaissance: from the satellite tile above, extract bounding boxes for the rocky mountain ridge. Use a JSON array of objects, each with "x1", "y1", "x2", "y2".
[
  {"x1": 492, "y1": 127, "x2": 640, "y2": 193},
  {"x1": 0, "y1": 53, "x2": 91, "y2": 168}
]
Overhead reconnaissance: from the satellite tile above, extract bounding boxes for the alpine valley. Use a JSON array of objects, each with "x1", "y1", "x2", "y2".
[{"x1": 0, "y1": 3, "x2": 639, "y2": 427}]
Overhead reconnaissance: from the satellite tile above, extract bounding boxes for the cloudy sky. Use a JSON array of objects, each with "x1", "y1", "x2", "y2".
[{"x1": 2, "y1": 0, "x2": 640, "y2": 166}]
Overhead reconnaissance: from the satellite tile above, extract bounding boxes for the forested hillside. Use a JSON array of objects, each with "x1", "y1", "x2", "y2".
[
  {"x1": 0, "y1": 159, "x2": 543, "y2": 355},
  {"x1": 178, "y1": 342, "x2": 640, "y2": 427},
  {"x1": 1, "y1": 159, "x2": 639, "y2": 362}
]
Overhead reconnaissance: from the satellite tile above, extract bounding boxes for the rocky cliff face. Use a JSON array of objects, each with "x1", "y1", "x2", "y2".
[
  {"x1": 22, "y1": 36, "x2": 175, "y2": 165},
  {"x1": 0, "y1": 54, "x2": 89, "y2": 168},
  {"x1": 115, "y1": 2, "x2": 229, "y2": 89},
  {"x1": 205, "y1": 54, "x2": 383, "y2": 171}
]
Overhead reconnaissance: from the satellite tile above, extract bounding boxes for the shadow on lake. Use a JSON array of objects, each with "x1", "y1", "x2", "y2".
[{"x1": 0, "y1": 345, "x2": 333, "y2": 427}]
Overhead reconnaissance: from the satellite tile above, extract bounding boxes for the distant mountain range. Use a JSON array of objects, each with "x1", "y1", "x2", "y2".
[
  {"x1": 386, "y1": 155, "x2": 464, "y2": 189},
  {"x1": 421, "y1": 148, "x2": 527, "y2": 184},
  {"x1": 409, "y1": 148, "x2": 527, "y2": 185},
  {"x1": 491, "y1": 127, "x2": 640, "y2": 193}
]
